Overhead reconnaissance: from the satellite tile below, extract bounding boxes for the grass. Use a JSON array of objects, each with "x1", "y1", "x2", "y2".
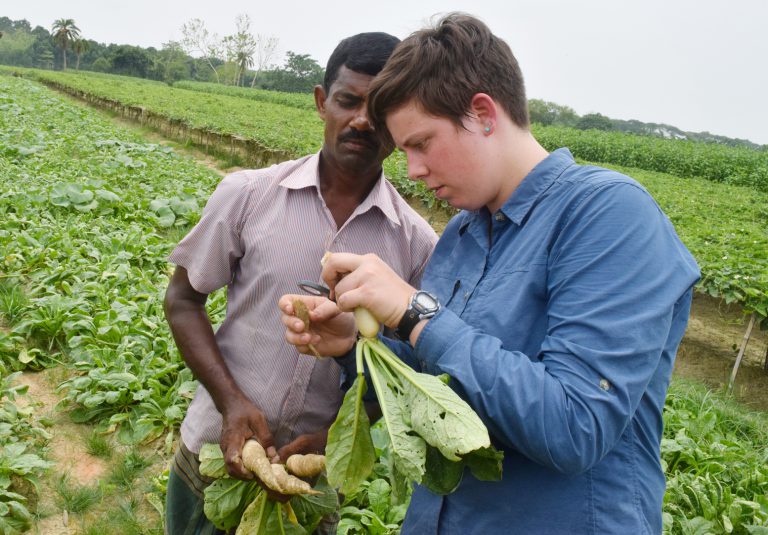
[
  {"x1": 0, "y1": 281, "x2": 27, "y2": 325},
  {"x1": 85, "y1": 430, "x2": 112, "y2": 459},
  {"x1": 53, "y1": 475, "x2": 103, "y2": 514},
  {"x1": 109, "y1": 449, "x2": 152, "y2": 489}
]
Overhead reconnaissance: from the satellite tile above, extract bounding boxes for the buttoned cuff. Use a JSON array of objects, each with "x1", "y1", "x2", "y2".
[{"x1": 413, "y1": 308, "x2": 468, "y2": 373}]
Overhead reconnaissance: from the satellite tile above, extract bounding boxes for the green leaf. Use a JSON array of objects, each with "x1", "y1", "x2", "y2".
[
  {"x1": 368, "y1": 339, "x2": 490, "y2": 460},
  {"x1": 203, "y1": 478, "x2": 257, "y2": 530},
  {"x1": 95, "y1": 189, "x2": 120, "y2": 202},
  {"x1": 463, "y1": 446, "x2": 504, "y2": 481},
  {"x1": 325, "y1": 376, "x2": 376, "y2": 495},
  {"x1": 420, "y1": 445, "x2": 464, "y2": 495},
  {"x1": 290, "y1": 475, "x2": 337, "y2": 528},
  {"x1": 155, "y1": 205, "x2": 175, "y2": 227},
  {"x1": 234, "y1": 491, "x2": 271, "y2": 535},
  {"x1": 366, "y1": 479, "x2": 391, "y2": 520},
  {"x1": 199, "y1": 443, "x2": 227, "y2": 479},
  {"x1": 366, "y1": 350, "x2": 426, "y2": 483}
]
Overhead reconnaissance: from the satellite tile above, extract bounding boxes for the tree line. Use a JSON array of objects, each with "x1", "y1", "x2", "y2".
[
  {"x1": 0, "y1": 15, "x2": 324, "y2": 92},
  {"x1": 528, "y1": 99, "x2": 763, "y2": 150}
]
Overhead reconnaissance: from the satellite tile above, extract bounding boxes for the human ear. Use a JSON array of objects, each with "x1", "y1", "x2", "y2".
[
  {"x1": 314, "y1": 85, "x2": 327, "y2": 119},
  {"x1": 469, "y1": 93, "x2": 498, "y2": 134}
]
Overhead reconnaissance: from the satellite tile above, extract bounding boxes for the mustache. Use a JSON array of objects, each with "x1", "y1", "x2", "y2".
[{"x1": 339, "y1": 130, "x2": 378, "y2": 147}]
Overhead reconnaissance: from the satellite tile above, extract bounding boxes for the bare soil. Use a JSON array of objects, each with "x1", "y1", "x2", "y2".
[{"x1": 675, "y1": 293, "x2": 768, "y2": 411}]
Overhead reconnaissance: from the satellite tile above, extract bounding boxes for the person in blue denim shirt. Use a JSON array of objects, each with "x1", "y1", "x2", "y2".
[{"x1": 280, "y1": 13, "x2": 700, "y2": 535}]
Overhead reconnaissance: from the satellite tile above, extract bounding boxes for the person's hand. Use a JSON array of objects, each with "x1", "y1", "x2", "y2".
[
  {"x1": 219, "y1": 397, "x2": 277, "y2": 479},
  {"x1": 322, "y1": 253, "x2": 415, "y2": 329},
  {"x1": 219, "y1": 399, "x2": 295, "y2": 502},
  {"x1": 276, "y1": 429, "x2": 328, "y2": 462},
  {"x1": 279, "y1": 294, "x2": 357, "y2": 356}
]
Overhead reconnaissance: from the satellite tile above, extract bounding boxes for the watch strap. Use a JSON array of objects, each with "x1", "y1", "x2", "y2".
[{"x1": 395, "y1": 306, "x2": 423, "y2": 341}]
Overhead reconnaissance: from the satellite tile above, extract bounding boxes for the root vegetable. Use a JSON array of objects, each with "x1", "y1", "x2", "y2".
[
  {"x1": 319, "y1": 251, "x2": 380, "y2": 339},
  {"x1": 354, "y1": 307, "x2": 380, "y2": 338},
  {"x1": 292, "y1": 298, "x2": 321, "y2": 358},
  {"x1": 241, "y1": 439, "x2": 280, "y2": 490},
  {"x1": 286, "y1": 454, "x2": 326, "y2": 477},
  {"x1": 270, "y1": 463, "x2": 321, "y2": 495}
]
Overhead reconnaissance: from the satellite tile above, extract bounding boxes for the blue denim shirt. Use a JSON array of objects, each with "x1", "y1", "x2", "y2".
[{"x1": 383, "y1": 149, "x2": 699, "y2": 534}]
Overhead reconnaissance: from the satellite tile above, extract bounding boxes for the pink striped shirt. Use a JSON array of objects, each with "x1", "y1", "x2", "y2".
[{"x1": 169, "y1": 153, "x2": 438, "y2": 454}]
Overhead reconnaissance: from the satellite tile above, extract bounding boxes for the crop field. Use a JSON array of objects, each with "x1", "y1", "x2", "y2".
[{"x1": 0, "y1": 71, "x2": 767, "y2": 534}]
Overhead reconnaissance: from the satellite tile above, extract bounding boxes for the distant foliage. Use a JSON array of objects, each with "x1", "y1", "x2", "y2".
[
  {"x1": 575, "y1": 112, "x2": 614, "y2": 131},
  {"x1": 528, "y1": 98, "x2": 764, "y2": 150},
  {"x1": 173, "y1": 80, "x2": 315, "y2": 110},
  {"x1": 534, "y1": 125, "x2": 768, "y2": 192}
]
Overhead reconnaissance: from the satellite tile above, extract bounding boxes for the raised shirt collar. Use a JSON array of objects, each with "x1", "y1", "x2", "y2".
[
  {"x1": 458, "y1": 148, "x2": 576, "y2": 234},
  {"x1": 279, "y1": 152, "x2": 401, "y2": 227}
]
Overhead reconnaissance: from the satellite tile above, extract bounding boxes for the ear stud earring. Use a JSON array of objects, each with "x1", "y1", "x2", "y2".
[{"x1": 484, "y1": 125, "x2": 492, "y2": 133}]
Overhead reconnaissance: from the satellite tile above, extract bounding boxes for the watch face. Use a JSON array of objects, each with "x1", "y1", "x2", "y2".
[{"x1": 413, "y1": 291, "x2": 439, "y2": 314}]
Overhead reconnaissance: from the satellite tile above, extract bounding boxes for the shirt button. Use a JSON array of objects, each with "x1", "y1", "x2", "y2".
[
  {"x1": 494, "y1": 212, "x2": 506, "y2": 221},
  {"x1": 463, "y1": 292, "x2": 470, "y2": 301},
  {"x1": 599, "y1": 378, "x2": 611, "y2": 391}
]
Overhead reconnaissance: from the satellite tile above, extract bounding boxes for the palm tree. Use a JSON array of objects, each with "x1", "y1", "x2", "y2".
[
  {"x1": 51, "y1": 18, "x2": 81, "y2": 70},
  {"x1": 72, "y1": 38, "x2": 89, "y2": 70},
  {"x1": 235, "y1": 50, "x2": 254, "y2": 86}
]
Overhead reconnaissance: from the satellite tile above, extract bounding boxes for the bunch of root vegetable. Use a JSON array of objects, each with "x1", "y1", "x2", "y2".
[{"x1": 199, "y1": 440, "x2": 337, "y2": 534}]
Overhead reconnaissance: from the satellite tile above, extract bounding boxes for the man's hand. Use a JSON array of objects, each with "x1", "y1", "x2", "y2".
[
  {"x1": 277, "y1": 429, "x2": 328, "y2": 462},
  {"x1": 219, "y1": 399, "x2": 296, "y2": 502},
  {"x1": 321, "y1": 253, "x2": 415, "y2": 329},
  {"x1": 279, "y1": 294, "x2": 357, "y2": 356},
  {"x1": 220, "y1": 397, "x2": 277, "y2": 479}
]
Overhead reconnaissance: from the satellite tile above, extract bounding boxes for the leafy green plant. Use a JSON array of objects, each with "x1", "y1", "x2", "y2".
[
  {"x1": 662, "y1": 380, "x2": 768, "y2": 533},
  {"x1": 85, "y1": 430, "x2": 111, "y2": 459},
  {"x1": 198, "y1": 444, "x2": 338, "y2": 533},
  {"x1": 326, "y1": 336, "x2": 502, "y2": 497},
  {"x1": 0, "y1": 372, "x2": 52, "y2": 533}
]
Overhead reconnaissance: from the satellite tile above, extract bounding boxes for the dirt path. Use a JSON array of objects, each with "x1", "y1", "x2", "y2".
[{"x1": 15, "y1": 368, "x2": 166, "y2": 534}]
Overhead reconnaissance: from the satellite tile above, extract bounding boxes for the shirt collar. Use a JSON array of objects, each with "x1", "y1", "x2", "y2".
[
  {"x1": 279, "y1": 152, "x2": 401, "y2": 227},
  {"x1": 458, "y1": 148, "x2": 576, "y2": 233}
]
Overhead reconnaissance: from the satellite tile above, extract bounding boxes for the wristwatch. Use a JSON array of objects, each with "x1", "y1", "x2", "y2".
[{"x1": 396, "y1": 290, "x2": 441, "y2": 341}]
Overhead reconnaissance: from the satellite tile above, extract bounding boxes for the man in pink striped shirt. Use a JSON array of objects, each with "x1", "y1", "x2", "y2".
[{"x1": 163, "y1": 32, "x2": 437, "y2": 534}]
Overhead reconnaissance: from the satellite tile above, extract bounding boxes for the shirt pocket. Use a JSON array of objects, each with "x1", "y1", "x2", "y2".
[
  {"x1": 465, "y1": 259, "x2": 549, "y2": 348},
  {"x1": 423, "y1": 274, "x2": 463, "y2": 311}
]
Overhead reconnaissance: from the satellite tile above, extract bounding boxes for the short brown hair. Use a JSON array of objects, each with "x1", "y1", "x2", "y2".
[{"x1": 368, "y1": 13, "x2": 529, "y2": 143}]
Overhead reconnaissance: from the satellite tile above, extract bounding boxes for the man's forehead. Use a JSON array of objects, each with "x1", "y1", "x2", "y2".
[{"x1": 329, "y1": 66, "x2": 375, "y2": 95}]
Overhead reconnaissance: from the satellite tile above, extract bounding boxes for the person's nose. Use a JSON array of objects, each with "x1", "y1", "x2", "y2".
[
  {"x1": 406, "y1": 153, "x2": 427, "y2": 181},
  {"x1": 349, "y1": 107, "x2": 372, "y2": 131}
]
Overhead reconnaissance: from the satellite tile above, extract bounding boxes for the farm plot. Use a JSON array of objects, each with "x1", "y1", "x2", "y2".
[
  {"x1": 1, "y1": 72, "x2": 767, "y2": 534},
  {"x1": 12, "y1": 68, "x2": 767, "y2": 328},
  {"x1": 0, "y1": 74, "x2": 223, "y2": 444}
]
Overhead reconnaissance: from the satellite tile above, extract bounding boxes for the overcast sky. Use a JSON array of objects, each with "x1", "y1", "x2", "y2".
[{"x1": 5, "y1": 0, "x2": 767, "y2": 145}]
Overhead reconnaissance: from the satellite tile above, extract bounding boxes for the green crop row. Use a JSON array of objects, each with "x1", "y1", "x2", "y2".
[
  {"x1": 534, "y1": 125, "x2": 768, "y2": 192},
  {"x1": 173, "y1": 80, "x2": 316, "y2": 110},
  {"x1": 0, "y1": 75, "x2": 223, "y2": 446},
  {"x1": 18, "y1": 68, "x2": 323, "y2": 156},
  {"x1": 4, "y1": 68, "x2": 766, "y2": 325},
  {"x1": 4, "y1": 67, "x2": 767, "y2": 192}
]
